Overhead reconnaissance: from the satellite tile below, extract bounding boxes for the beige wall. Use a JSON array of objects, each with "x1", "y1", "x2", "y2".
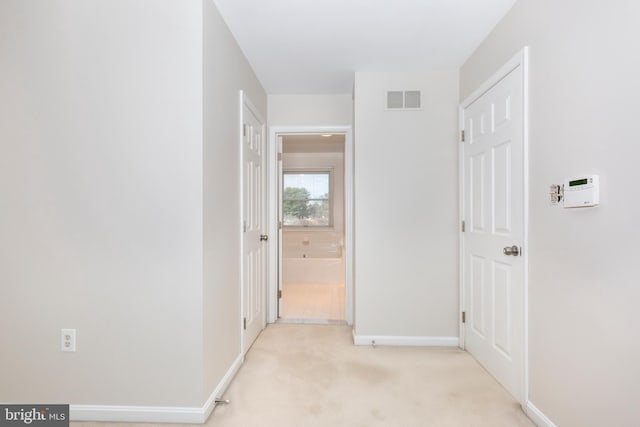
[
  {"x1": 0, "y1": 0, "x2": 204, "y2": 406},
  {"x1": 0, "y1": 0, "x2": 268, "y2": 413},
  {"x1": 460, "y1": 1, "x2": 640, "y2": 425},
  {"x1": 268, "y1": 94, "x2": 353, "y2": 126},
  {"x1": 202, "y1": 0, "x2": 267, "y2": 403},
  {"x1": 353, "y1": 71, "x2": 459, "y2": 338}
]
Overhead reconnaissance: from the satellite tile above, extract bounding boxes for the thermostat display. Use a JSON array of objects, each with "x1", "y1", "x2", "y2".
[{"x1": 563, "y1": 175, "x2": 599, "y2": 208}]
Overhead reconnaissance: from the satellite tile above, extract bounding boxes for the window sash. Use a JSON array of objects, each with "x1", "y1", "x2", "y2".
[{"x1": 282, "y1": 170, "x2": 332, "y2": 227}]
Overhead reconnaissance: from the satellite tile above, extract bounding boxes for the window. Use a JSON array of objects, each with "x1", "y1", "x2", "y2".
[{"x1": 283, "y1": 171, "x2": 331, "y2": 227}]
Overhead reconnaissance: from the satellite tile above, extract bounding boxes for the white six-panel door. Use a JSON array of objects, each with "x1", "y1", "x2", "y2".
[
  {"x1": 242, "y1": 97, "x2": 266, "y2": 353},
  {"x1": 462, "y1": 63, "x2": 525, "y2": 402}
]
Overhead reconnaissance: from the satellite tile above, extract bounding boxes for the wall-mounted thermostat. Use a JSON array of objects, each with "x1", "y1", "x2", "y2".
[{"x1": 563, "y1": 175, "x2": 599, "y2": 208}]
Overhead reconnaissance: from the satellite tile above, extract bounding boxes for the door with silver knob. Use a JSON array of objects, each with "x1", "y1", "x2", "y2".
[
  {"x1": 242, "y1": 95, "x2": 266, "y2": 354},
  {"x1": 462, "y1": 58, "x2": 526, "y2": 403}
]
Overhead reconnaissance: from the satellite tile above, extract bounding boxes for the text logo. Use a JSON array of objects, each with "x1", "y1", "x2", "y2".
[{"x1": 1, "y1": 405, "x2": 69, "y2": 426}]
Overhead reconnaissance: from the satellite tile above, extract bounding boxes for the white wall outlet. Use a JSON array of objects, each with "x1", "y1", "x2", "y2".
[{"x1": 61, "y1": 329, "x2": 76, "y2": 352}]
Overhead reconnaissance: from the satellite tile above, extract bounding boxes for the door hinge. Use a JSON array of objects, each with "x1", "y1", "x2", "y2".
[
  {"x1": 462, "y1": 311, "x2": 466, "y2": 324},
  {"x1": 243, "y1": 220, "x2": 247, "y2": 233},
  {"x1": 243, "y1": 124, "x2": 247, "y2": 137},
  {"x1": 277, "y1": 152, "x2": 282, "y2": 161},
  {"x1": 278, "y1": 220, "x2": 282, "y2": 230},
  {"x1": 278, "y1": 289, "x2": 282, "y2": 299},
  {"x1": 461, "y1": 130, "x2": 465, "y2": 142},
  {"x1": 461, "y1": 220, "x2": 466, "y2": 232},
  {"x1": 243, "y1": 317, "x2": 247, "y2": 330}
]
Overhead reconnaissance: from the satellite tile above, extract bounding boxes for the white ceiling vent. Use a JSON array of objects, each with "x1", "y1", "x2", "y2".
[{"x1": 386, "y1": 90, "x2": 421, "y2": 110}]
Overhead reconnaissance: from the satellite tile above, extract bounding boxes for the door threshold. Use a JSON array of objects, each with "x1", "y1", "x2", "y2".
[{"x1": 277, "y1": 318, "x2": 347, "y2": 326}]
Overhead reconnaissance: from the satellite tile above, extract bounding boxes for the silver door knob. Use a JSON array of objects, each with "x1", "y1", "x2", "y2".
[
  {"x1": 503, "y1": 245, "x2": 520, "y2": 256},
  {"x1": 260, "y1": 234, "x2": 269, "y2": 242}
]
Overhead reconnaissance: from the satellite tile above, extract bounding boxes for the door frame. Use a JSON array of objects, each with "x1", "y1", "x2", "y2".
[
  {"x1": 239, "y1": 90, "x2": 267, "y2": 355},
  {"x1": 458, "y1": 47, "x2": 529, "y2": 404},
  {"x1": 268, "y1": 125, "x2": 354, "y2": 325}
]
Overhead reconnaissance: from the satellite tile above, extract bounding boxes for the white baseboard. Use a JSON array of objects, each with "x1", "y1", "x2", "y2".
[
  {"x1": 525, "y1": 401, "x2": 557, "y2": 427},
  {"x1": 202, "y1": 353, "x2": 244, "y2": 421},
  {"x1": 352, "y1": 330, "x2": 459, "y2": 347},
  {"x1": 70, "y1": 404, "x2": 204, "y2": 424},
  {"x1": 71, "y1": 353, "x2": 244, "y2": 424}
]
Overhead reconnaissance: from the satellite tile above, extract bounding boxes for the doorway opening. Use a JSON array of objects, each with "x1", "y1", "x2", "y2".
[
  {"x1": 279, "y1": 134, "x2": 346, "y2": 322},
  {"x1": 267, "y1": 126, "x2": 354, "y2": 326}
]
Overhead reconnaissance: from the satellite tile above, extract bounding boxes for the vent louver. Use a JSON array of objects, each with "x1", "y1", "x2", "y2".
[{"x1": 386, "y1": 90, "x2": 421, "y2": 110}]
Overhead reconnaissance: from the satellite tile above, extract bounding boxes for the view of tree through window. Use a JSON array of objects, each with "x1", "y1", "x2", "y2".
[{"x1": 283, "y1": 172, "x2": 330, "y2": 226}]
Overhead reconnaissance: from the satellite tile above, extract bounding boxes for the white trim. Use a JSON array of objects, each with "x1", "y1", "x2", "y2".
[
  {"x1": 522, "y1": 47, "x2": 531, "y2": 408},
  {"x1": 239, "y1": 91, "x2": 245, "y2": 355},
  {"x1": 525, "y1": 401, "x2": 558, "y2": 427},
  {"x1": 458, "y1": 47, "x2": 529, "y2": 404},
  {"x1": 70, "y1": 354, "x2": 244, "y2": 424},
  {"x1": 352, "y1": 332, "x2": 459, "y2": 347},
  {"x1": 458, "y1": 98, "x2": 466, "y2": 350},
  {"x1": 201, "y1": 353, "x2": 244, "y2": 422},
  {"x1": 70, "y1": 404, "x2": 204, "y2": 424},
  {"x1": 267, "y1": 126, "x2": 354, "y2": 326},
  {"x1": 460, "y1": 48, "x2": 527, "y2": 108}
]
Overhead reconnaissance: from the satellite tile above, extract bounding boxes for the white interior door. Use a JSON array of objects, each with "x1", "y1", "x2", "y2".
[
  {"x1": 462, "y1": 64, "x2": 525, "y2": 402},
  {"x1": 242, "y1": 98, "x2": 266, "y2": 353}
]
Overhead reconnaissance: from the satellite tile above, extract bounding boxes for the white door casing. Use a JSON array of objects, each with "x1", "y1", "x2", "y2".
[
  {"x1": 276, "y1": 135, "x2": 283, "y2": 318},
  {"x1": 461, "y1": 49, "x2": 528, "y2": 403},
  {"x1": 241, "y1": 93, "x2": 267, "y2": 353},
  {"x1": 267, "y1": 126, "x2": 354, "y2": 325}
]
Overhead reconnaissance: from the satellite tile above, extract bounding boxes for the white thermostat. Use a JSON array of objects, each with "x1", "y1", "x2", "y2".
[{"x1": 563, "y1": 175, "x2": 599, "y2": 208}]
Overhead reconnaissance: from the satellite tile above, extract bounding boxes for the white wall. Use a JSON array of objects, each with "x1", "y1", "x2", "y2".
[
  {"x1": 0, "y1": 0, "x2": 204, "y2": 406},
  {"x1": 268, "y1": 94, "x2": 353, "y2": 126},
  {"x1": 460, "y1": 1, "x2": 640, "y2": 425},
  {"x1": 202, "y1": 0, "x2": 267, "y2": 402},
  {"x1": 353, "y1": 71, "x2": 459, "y2": 338},
  {"x1": 0, "y1": 0, "x2": 268, "y2": 414}
]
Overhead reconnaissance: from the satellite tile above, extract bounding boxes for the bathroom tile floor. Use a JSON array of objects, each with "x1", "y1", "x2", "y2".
[{"x1": 280, "y1": 283, "x2": 345, "y2": 321}]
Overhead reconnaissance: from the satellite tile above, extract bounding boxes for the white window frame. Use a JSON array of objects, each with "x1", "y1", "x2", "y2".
[{"x1": 282, "y1": 168, "x2": 334, "y2": 229}]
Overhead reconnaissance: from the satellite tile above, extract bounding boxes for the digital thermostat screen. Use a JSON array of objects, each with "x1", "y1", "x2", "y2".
[{"x1": 569, "y1": 178, "x2": 588, "y2": 187}]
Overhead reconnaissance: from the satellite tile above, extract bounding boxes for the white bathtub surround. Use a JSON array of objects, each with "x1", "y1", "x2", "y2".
[
  {"x1": 283, "y1": 257, "x2": 345, "y2": 286},
  {"x1": 282, "y1": 229, "x2": 345, "y2": 285}
]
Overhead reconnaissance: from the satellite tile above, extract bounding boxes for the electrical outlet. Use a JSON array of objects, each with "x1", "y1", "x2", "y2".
[{"x1": 61, "y1": 329, "x2": 76, "y2": 352}]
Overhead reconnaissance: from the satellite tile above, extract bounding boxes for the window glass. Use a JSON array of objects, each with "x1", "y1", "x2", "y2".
[{"x1": 283, "y1": 172, "x2": 331, "y2": 226}]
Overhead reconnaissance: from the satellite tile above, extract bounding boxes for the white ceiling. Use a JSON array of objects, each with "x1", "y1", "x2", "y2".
[{"x1": 213, "y1": 0, "x2": 517, "y2": 94}]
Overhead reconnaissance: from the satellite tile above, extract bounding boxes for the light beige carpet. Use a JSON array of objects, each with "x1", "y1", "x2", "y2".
[{"x1": 72, "y1": 324, "x2": 535, "y2": 427}]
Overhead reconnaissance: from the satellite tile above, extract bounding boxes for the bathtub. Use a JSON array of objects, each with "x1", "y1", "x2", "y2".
[
  {"x1": 282, "y1": 255, "x2": 345, "y2": 286},
  {"x1": 282, "y1": 232, "x2": 345, "y2": 285}
]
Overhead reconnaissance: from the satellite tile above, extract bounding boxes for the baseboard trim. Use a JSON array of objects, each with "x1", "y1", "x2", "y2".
[
  {"x1": 202, "y1": 353, "x2": 244, "y2": 421},
  {"x1": 70, "y1": 354, "x2": 245, "y2": 424},
  {"x1": 70, "y1": 404, "x2": 204, "y2": 424},
  {"x1": 352, "y1": 330, "x2": 459, "y2": 347},
  {"x1": 525, "y1": 401, "x2": 557, "y2": 427}
]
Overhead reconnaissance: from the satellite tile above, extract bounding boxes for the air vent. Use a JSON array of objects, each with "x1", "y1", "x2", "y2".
[
  {"x1": 387, "y1": 91, "x2": 404, "y2": 109},
  {"x1": 386, "y1": 90, "x2": 422, "y2": 110}
]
